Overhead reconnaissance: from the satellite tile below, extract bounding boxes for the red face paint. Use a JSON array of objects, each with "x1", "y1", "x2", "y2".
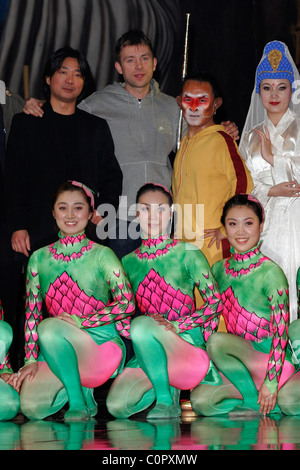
[{"x1": 182, "y1": 95, "x2": 210, "y2": 112}]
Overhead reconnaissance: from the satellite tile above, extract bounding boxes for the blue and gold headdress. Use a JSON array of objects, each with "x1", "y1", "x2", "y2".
[{"x1": 256, "y1": 40, "x2": 294, "y2": 92}]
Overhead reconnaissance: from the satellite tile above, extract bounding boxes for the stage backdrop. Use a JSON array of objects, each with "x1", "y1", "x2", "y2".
[
  {"x1": 0, "y1": 0, "x2": 297, "y2": 132},
  {"x1": 0, "y1": 0, "x2": 184, "y2": 100}
]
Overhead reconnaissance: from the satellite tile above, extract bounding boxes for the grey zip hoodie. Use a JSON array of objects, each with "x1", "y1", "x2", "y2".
[{"x1": 78, "y1": 79, "x2": 180, "y2": 219}]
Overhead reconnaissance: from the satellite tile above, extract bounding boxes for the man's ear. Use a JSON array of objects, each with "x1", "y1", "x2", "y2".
[
  {"x1": 214, "y1": 97, "x2": 223, "y2": 112},
  {"x1": 114, "y1": 62, "x2": 123, "y2": 75},
  {"x1": 46, "y1": 76, "x2": 51, "y2": 86},
  {"x1": 176, "y1": 95, "x2": 182, "y2": 108},
  {"x1": 153, "y1": 57, "x2": 157, "y2": 72}
]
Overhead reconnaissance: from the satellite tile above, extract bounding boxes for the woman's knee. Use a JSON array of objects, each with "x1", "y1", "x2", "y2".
[
  {"x1": 206, "y1": 332, "x2": 228, "y2": 359},
  {"x1": 37, "y1": 317, "x2": 62, "y2": 344},
  {"x1": 106, "y1": 386, "x2": 130, "y2": 418},
  {"x1": 0, "y1": 382, "x2": 20, "y2": 421},
  {"x1": 0, "y1": 321, "x2": 13, "y2": 352},
  {"x1": 131, "y1": 315, "x2": 154, "y2": 341},
  {"x1": 288, "y1": 319, "x2": 300, "y2": 345}
]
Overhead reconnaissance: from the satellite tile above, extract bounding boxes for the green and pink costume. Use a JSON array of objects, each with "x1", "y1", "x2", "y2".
[
  {"x1": 19, "y1": 232, "x2": 134, "y2": 420},
  {"x1": 107, "y1": 233, "x2": 222, "y2": 419},
  {"x1": 287, "y1": 267, "x2": 300, "y2": 378},
  {"x1": 0, "y1": 301, "x2": 20, "y2": 420},
  {"x1": 191, "y1": 243, "x2": 300, "y2": 416}
]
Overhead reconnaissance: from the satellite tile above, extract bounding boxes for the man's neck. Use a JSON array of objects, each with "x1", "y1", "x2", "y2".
[
  {"x1": 50, "y1": 97, "x2": 76, "y2": 115},
  {"x1": 124, "y1": 83, "x2": 151, "y2": 100},
  {"x1": 187, "y1": 120, "x2": 215, "y2": 138}
]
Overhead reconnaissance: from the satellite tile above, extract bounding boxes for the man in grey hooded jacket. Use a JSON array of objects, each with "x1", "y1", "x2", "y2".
[{"x1": 78, "y1": 30, "x2": 179, "y2": 258}]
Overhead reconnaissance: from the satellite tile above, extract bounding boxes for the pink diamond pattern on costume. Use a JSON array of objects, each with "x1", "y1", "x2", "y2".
[
  {"x1": 136, "y1": 268, "x2": 195, "y2": 320},
  {"x1": 222, "y1": 286, "x2": 289, "y2": 386},
  {"x1": 222, "y1": 286, "x2": 270, "y2": 341},
  {"x1": 45, "y1": 271, "x2": 106, "y2": 317},
  {"x1": 0, "y1": 296, "x2": 11, "y2": 371}
]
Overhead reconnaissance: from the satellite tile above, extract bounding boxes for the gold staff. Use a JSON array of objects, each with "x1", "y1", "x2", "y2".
[{"x1": 177, "y1": 12, "x2": 190, "y2": 150}]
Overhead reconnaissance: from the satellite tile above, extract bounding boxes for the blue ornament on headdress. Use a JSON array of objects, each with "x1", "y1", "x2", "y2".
[{"x1": 256, "y1": 40, "x2": 294, "y2": 92}]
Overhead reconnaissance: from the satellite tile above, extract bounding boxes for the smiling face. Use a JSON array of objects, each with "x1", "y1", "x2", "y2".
[
  {"x1": 114, "y1": 44, "x2": 157, "y2": 98},
  {"x1": 180, "y1": 80, "x2": 222, "y2": 136},
  {"x1": 52, "y1": 190, "x2": 93, "y2": 237},
  {"x1": 259, "y1": 78, "x2": 292, "y2": 125},
  {"x1": 46, "y1": 57, "x2": 85, "y2": 107},
  {"x1": 136, "y1": 190, "x2": 172, "y2": 238},
  {"x1": 224, "y1": 205, "x2": 263, "y2": 253}
]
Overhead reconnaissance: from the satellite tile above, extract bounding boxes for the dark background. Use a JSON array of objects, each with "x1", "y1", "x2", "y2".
[{"x1": 0, "y1": 0, "x2": 298, "y2": 133}]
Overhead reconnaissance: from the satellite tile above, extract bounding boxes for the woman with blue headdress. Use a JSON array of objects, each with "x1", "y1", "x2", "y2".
[{"x1": 239, "y1": 40, "x2": 300, "y2": 323}]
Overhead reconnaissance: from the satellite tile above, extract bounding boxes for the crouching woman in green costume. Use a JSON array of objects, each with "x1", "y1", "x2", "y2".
[
  {"x1": 191, "y1": 194, "x2": 300, "y2": 417},
  {"x1": 7, "y1": 181, "x2": 135, "y2": 421},
  {"x1": 107, "y1": 183, "x2": 222, "y2": 420},
  {"x1": 0, "y1": 301, "x2": 20, "y2": 420}
]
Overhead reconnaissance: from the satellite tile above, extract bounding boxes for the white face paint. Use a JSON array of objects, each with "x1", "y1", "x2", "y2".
[
  {"x1": 259, "y1": 78, "x2": 292, "y2": 123},
  {"x1": 181, "y1": 80, "x2": 216, "y2": 131}
]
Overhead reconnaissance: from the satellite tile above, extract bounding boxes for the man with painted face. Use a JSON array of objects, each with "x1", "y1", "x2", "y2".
[{"x1": 172, "y1": 72, "x2": 253, "y2": 267}]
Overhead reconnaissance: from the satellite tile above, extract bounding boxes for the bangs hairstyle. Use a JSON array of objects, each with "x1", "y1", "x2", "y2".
[
  {"x1": 51, "y1": 181, "x2": 94, "y2": 213},
  {"x1": 136, "y1": 183, "x2": 173, "y2": 207},
  {"x1": 114, "y1": 29, "x2": 154, "y2": 63},
  {"x1": 42, "y1": 46, "x2": 95, "y2": 101},
  {"x1": 221, "y1": 194, "x2": 264, "y2": 226}
]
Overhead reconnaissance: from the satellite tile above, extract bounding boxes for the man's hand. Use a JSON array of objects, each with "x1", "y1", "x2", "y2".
[
  {"x1": 11, "y1": 230, "x2": 31, "y2": 257},
  {"x1": 23, "y1": 98, "x2": 45, "y2": 117},
  {"x1": 204, "y1": 227, "x2": 227, "y2": 249},
  {"x1": 91, "y1": 210, "x2": 103, "y2": 225},
  {"x1": 222, "y1": 120, "x2": 239, "y2": 141}
]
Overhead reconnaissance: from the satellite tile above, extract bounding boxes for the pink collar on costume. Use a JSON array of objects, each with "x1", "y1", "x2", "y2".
[
  {"x1": 232, "y1": 245, "x2": 261, "y2": 262},
  {"x1": 49, "y1": 232, "x2": 94, "y2": 261},
  {"x1": 135, "y1": 233, "x2": 178, "y2": 259},
  {"x1": 225, "y1": 243, "x2": 269, "y2": 276},
  {"x1": 142, "y1": 232, "x2": 169, "y2": 247},
  {"x1": 59, "y1": 232, "x2": 87, "y2": 246}
]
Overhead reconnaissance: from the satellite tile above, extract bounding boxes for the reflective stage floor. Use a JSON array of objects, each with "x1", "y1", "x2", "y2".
[{"x1": 2, "y1": 383, "x2": 300, "y2": 452}]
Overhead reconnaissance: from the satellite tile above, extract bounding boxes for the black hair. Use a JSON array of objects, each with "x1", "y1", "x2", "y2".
[
  {"x1": 221, "y1": 194, "x2": 264, "y2": 226},
  {"x1": 42, "y1": 46, "x2": 94, "y2": 101},
  {"x1": 136, "y1": 183, "x2": 173, "y2": 207},
  {"x1": 182, "y1": 71, "x2": 222, "y2": 100},
  {"x1": 51, "y1": 181, "x2": 93, "y2": 213},
  {"x1": 114, "y1": 29, "x2": 154, "y2": 63}
]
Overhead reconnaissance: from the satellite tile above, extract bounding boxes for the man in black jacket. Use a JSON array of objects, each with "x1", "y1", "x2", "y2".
[
  {"x1": 5, "y1": 46, "x2": 122, "y2": 255},
  {"x1": 4, "y1": 48, "x2": 122, "y2": 368}
]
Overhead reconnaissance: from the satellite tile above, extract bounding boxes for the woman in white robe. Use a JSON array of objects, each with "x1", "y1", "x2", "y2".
[{"x1": 239, "y1": 40, "x2": 300, "y2": 322}]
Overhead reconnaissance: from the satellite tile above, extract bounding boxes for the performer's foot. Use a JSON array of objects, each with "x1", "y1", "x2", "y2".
[
  {"x1": 64, "y1": 406, "x2": 90, "y2": 422},
  {"x1": 146, "y1": 403, "x2": 181, "y2": 420},
  {"x1": 171, "y1": 387, "x2": 182, "y2": 415},
  {"x1": 229, "y1": 405, "x2": 260, "y2": 418},
  {"x1": 83, "y1": 388, "x2": 98, "y2": 417}
]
